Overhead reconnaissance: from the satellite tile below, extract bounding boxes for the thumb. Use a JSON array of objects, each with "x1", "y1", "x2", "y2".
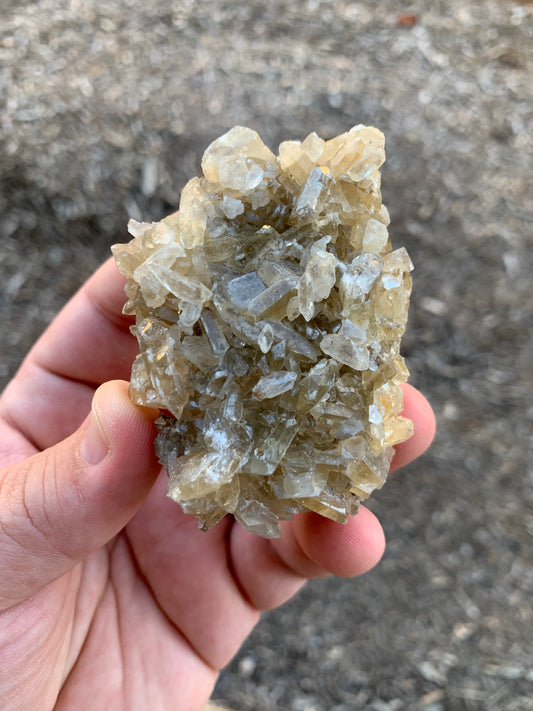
[{"x1": 0, "y1": 380, "x2": 160, "y2": 609}]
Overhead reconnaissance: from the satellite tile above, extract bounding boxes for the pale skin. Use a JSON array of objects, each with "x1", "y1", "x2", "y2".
[{"x1": 0, "y1": 258, "x2": 435, "y2": 710}]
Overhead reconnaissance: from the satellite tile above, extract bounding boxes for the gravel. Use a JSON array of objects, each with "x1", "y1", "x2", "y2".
[{"x1": 1, "y1": 1, "x2": 532, "y2": 709}]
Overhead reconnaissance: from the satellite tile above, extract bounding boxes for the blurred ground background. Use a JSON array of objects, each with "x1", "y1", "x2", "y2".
[{"x1": 1, "y1": 1, "x2": 532, "y2": 709}]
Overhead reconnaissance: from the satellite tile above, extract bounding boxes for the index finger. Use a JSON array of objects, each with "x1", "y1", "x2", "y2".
[
  {"x1": 29, "y1": 257, "x2": 138, "y2": 385},
  {"x1": 0, "y1": 258, "x2": 140, "y2": 451}
]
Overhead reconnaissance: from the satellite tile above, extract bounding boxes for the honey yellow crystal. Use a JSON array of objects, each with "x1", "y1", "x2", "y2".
[{"x1": 112, "y1": 126, "x2": 413, "y2": 538}]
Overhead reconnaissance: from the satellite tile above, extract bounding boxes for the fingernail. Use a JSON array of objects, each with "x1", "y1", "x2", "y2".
[{"x1": 82, "y1": 401, "x2": 109, "y2": 465}]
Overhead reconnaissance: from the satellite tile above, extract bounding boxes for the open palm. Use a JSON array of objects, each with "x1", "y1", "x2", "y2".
[{"x1": 0, "y1": 259, "x2": 435, "y2": 711}]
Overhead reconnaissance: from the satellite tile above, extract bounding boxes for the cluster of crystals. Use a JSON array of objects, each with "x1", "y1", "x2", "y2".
[{"x1": 112, "y1": 125, "x2": 413, "y2": 538}]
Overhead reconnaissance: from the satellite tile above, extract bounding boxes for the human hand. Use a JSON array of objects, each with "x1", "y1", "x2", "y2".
[{"x1": 0, "y1": 258, "x2": 435, "y2": 710}]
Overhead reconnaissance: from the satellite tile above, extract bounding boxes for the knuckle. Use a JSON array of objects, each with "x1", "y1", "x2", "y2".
[{"x1": 0, "y1": 448, "x2": 75, "y2": 561}]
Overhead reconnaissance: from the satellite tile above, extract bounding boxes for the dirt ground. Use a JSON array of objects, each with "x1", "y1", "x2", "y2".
[{"x1": 1, "y1": 2, "x2": 532, "y2": 709}]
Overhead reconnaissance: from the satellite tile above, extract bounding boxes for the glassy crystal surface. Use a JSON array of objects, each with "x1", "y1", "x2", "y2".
[{"x1": 113, "y1": 125, "x2": 413, "y2": 538}]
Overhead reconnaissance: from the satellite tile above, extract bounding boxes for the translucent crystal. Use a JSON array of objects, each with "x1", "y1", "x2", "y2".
[
  {"x1": 320, "y1": 333, "x2": 370, "y2": 371},
  {"x1": 257, "y1": 323, "x2": 275, "y2": 353},
  {"x1": 200, "y1": 309, "x2": 229, "y2": 355},
  {"x1": 246, "y1": 276, "x2": 298, "y2": 318},
  {"x1": 252, "y1": 371, "x2": 298, "y2": 400},
  {"x1": 277, "y1": 447, "x2": 328, "y2": 499},
  {"x1": 168, "y1": 450, "x2": 242, "y2": 502},
  {"x1": 112, "y1": 125, "x2": 413, "y2": 538},
  {"x1": 174, "y1": 179, "x2": 208, "y2": 249}
]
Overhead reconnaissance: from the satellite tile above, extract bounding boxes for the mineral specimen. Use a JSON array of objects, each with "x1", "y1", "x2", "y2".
[{"x1": 112, "y1": 125, "x2": 413, "y2": 538}]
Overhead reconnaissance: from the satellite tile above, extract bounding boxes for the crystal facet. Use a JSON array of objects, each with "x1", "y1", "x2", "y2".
[{"x1": 113, "y1": 125, "x2": 413, "y2": 538}]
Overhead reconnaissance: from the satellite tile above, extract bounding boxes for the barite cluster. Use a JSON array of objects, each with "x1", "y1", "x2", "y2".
[{"x1": 112, "y1": 126, "x2": 413, "y2": 538}]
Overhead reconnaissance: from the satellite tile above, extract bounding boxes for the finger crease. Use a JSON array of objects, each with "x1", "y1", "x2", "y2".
[{"x1": 122, "y1": 531, "x2": 219, "y2": 675}]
